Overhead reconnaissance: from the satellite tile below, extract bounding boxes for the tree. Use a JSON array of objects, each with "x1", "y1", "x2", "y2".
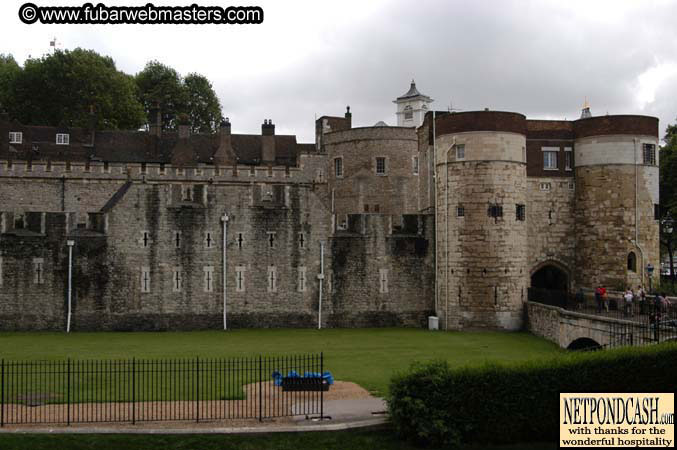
[
  {"x1": 659, "y1": 122, "x2": 677, "y2": 286},
  {"x1": 9, "y1": 48, "x2": 145, "y2": 130},
  {"x1": 0, "y1": 54, "x2": 21, "y2": 112},
  {"x1": 136, "y1": 62, "x2": 223, "y2": 133},
  {"x1": 135, "y1": 61, "x2": 188, "y2": 131},
  {"x1": 184, "y1": 73, "x2": 223, "y2": 134}
]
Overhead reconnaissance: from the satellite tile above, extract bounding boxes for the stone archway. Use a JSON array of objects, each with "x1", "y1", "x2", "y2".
[{"x1": 531, "y1": 262, "x2": 570, "y2": 291}]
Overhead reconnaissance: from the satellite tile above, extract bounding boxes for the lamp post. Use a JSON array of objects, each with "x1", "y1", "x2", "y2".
[
  {"x1": 661, "y1": 212, "x2": 675, "y2": 286},
  {"x1": 66, "y1": 240, "x2": 74, "y2": 333},
  {"x1": 221, "y1": 213, "x2": 229, "y2": 331}
]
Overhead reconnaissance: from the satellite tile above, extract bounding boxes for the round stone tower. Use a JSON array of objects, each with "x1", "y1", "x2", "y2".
[
  {"x1": 573, "y1": 115, "x2": 660, "y2": 290},
  {"x1": 434, "y1": 111, "x2": 528, "y2": 330}
]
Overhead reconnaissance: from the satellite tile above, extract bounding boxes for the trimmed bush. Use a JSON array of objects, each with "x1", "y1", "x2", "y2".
[{"x1": 388, "y1": 343, "x2": 677, "y2": 448}]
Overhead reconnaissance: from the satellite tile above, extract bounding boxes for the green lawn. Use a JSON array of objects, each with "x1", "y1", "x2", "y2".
[
  {"x1": 0, "y1": 328, "x2": 561, "y2": 396},
  {"x1": 0, "y1": 429, "x2": 558, "y2": 450}
]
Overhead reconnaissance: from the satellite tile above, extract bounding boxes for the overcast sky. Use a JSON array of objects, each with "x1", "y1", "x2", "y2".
[{"x1": 2, "y1": 0, "x2": 677, "y2": 142}]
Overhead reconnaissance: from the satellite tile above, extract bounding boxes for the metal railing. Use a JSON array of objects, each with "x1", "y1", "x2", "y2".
[
  {"x1": 0, "y1": 354, "x2": 325, "y2": 426},
  {"x1": 528, "y1": 288, "x2": 677, "y2": 349}
]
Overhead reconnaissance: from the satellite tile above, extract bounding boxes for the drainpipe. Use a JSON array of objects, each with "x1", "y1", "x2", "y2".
[
  {"x1": 633, "y1": 138, "x2": 645, "y2": 288},
  {"x1": 444, "y1": 138, "x2": 455, "y2": 330},
  {"x1": 433, "y1": 111, "x2": 438, "y2": 315},
  {"x1": 66, "y1": 240, "x2": 74, "y2": 333},
  {"x1": 221, "y1": 213, "x2": 229, "y2": 330},
  {"x1": 318, "y1": 241, "x2": 325, "y2": 329}
]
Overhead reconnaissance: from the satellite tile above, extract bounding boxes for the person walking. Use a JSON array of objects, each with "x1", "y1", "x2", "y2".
[
  {"x1": 595, "y1": 286, "x2": 602, "y2": 313},
  {"x1": 638, "y1": 285, "x2": 646, "y2": 315},
  {"x1": 624, "y1": 288, "x2": 633, "y2": 317},
  {"x1": 601, "y1": 286, "x2": 609, "y2": 313}
]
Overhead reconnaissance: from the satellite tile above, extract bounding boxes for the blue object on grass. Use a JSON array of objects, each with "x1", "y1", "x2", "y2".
[{"x1": 272, "y1": 369, "x2": 334, "y2": 385}]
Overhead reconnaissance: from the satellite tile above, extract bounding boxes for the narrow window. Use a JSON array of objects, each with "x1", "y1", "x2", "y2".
[
  {"x1": 9, "y1": 132, "x2": 22, "y2": 144},
  {"x1": 103, "y1": 161, "x2": 109, "y2": 173},
  {"x1": 516, "y1": 204, "x2": 526, "y2": 221},
  {"x1": 237, "y1": 232, "x2": 244, "y2": 249},
  {"x1": 539, "y1": 182, "x2": 551, "y2": 191},
  {"x1": 140, "y1": 231, "x2": 151, "y2": 248},
  {"x1": 457, "y1": 206, "x2": 465, "y2": 218},
  {"x1": 379, "y1": 269, "x2": 389, "y2": 294},
  {"x1": 26, "y1": 160, "x2": 33, "y2": 172},
  {"x1": 542, "y1": 147, "x2": 558, "y2": 170},
  {"x1": 56, "y1": 133, "x2": 70, "y2": 145},
  {"x1": 298, "y1": 232, "x2": 305, "y2": 249},
  {"x1": 141, "y1": 163, "x2": 147, "y2": 174},
  {"x1": 203, "y1": 266, "x2": 214, "y2": 293},
  {"x1": 181, "y1": 185, "x2": 193, "y2": 201},
  {"x1": 364, "y1": 204, "x2": 370, "y2": 212},
  {"x1": 487, "y1": 204, "x2": 503, "y2": 218},
  {"x1": 643, "y1": 143, "x2": 656, "y2": 165},
  {"x1": 568, "y1": 182, "x2": 575, "y2": 191},
  {"x1": 334, "y1": 157, "x2": 343, "y2": 177},
  {"x1": 33, "y1": 258, "x2": 44, "y2": 284},
  {"x1": 298, "y1": 266, "x2": 307, "y2": 292},
  {"x1": 412, "y1": 156, "x2": 419, "y2": 175},
  {"x1": 376, "y1": 157, "x2": 386, "y2": 175},
  {"x1": 455, "y1": 144, "x2": 465, "y2": 160},
  {"x1": 159, "y1": 163, "x2": 166, "y2": 175},
  {"x1": 627, "y1": 252, "x2": 637, "y2": 272},
  {"x1": 268, "y1": 266, "x2": 277, "y2": 292},
  {"x1": 141, "y1": 267, "x2": 151, "y2": 293},
  {"x1": 204, "y1": 232, "x2": 214, "y2": 249},
  {"x1": 173, "y1": 268, "x2": 183, "y2": 292},
  {"x1": 267, "y1": 231, "x2": 276, "y2": 249},
  {"x1": 235, "y1": 266, "x2": 246, "y2": 292},
  {"x1": 564, "y1": 147, "x2": 573, "y2": 171},
  {"x1": 174, "y1": 231, "x2": 181, "y2": 249}
]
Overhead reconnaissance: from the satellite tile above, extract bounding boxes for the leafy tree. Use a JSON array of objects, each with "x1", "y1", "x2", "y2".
[
  {"x1": 136, "y1": 62, "x2": 223, "y2": 133},
  {"x1": 9, "y1": 48, "x2": 145, "y2": 130},
  {"x1": 184, "y1": 73, "x2": 223, "y2": 133},
  {"x1": 0, "y1": 54, "x2": 21, "y2": 112},
  {"x1": 659, "y1": 122, "x2": 677, "y2": 286},
  {"x1": 135, "y1": 61, "x2": 188, "y2": 131}
]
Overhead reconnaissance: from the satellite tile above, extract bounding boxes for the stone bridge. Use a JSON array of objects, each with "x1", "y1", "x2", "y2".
[{"x1": 526, "y1": 301, "x2": 677, "y2": 349}]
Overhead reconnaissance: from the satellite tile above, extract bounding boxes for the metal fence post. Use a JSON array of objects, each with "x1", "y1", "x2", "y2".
[
  {"x1": 132, "y1": 358, "x2": 136, "y2": 425},
  {"x1": 1, "y1": 359, "x2": 4, "y2": 427},
  {"x1": 258, "y1": 355, "x2": 262, "y2": 422},
  {"x1": 320, "y1": 352, "x2": 324, "y2": 421},
  {"x1": 196, "y1": 358, "x2": 200, "y2": 423},
  {"x1": 67, "y1": 358, "x2": 71, "y2": 426}
]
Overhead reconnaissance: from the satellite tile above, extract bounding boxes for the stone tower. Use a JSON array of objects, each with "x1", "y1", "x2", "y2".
[
  {"x1": 434, "y1": 111, "x2": 528, "y2": 330},
  {"x1": 573, "y1": 115, "x2": 660, "y2": 289},
  {"x1": 394, "y1": 80, "x2": 433, "y2": 127}
]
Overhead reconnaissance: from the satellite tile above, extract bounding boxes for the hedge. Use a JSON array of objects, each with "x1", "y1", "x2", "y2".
[{"x1": 388, "y1": 342, "x2": 677, "y2": 448}]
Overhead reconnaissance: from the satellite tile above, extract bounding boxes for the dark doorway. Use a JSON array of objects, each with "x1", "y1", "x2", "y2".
[
  {"x1": 531, "y1": 264, "x2": 569, "y2": 291},
  {"x1": 567, "y1": 338, "x2": 602, "y2": 351}
]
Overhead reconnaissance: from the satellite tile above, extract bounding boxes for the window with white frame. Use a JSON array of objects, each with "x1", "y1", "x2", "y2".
[
  {"x1": 33, "y1": 258, "x2": 44, "y2": 284},
  {"x1": 203, "y1": 266, "x2": 214, "y2": 293},
  {"x1": 140, "y1": 267, "x2": 151, "y2": 293},
  {"x1": 455, "y1": 144, "x2": 465, "y2": 160},
  {"x1": 564, "y1": 147, "x2": 573, "y2": 171},
  {"x1": 56, "y1": 133, "x2": 70, "y2": 145},
  {"x1": 235, "y1": 266, "x2": 246, "y2": 292},
  {"x1": 334, "y1": 157, "x2": 343, "y2": 177},
  {"x1": 376, "y1": 157, "x2": 386, "y2": 175},
  {"x1": 643, "y1": 143, "x2": 656, "y2": 165},
  {"x1": 172, "y1": 268, "x2": 183, "y2": 292},
  {"x1": 267, "y1": 266, "x2": 277, "y2": 292},
  {"x1": 298, "y1": 266, "x2": 307, "y2": 292},
  {"x1": 542, "y1": 147, "x2": 558, "y2": 170},
  {"x1": 9, "y1": 132, "x2": 22, "y2": 144},
  {"x1": 379, "y1": 268, "x2": 389, "y2": 293},
  {"x1": 412, "y1": 156, "x2": 419, "y2": 175},
  {"x1": 204, "y1": 232, "x2": 214, "y2": 249}
]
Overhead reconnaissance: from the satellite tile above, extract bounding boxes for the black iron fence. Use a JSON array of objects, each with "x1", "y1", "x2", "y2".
[
  {"x1": 528, "y1": 288, "x2": 677, "y2": 349},
  {"x1": 0, "y1": 354, "x2": 326, "y2": 426}
]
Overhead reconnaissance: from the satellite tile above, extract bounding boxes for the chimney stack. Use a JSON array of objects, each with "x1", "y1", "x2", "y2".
[
  {"x1": 149, "y1": 101, "x2": 162, "y2": 137},
  {"x1": 177, "y1": 113, "x2": 190, "y2": 139},
  {"x1": 213, "y1": 118, "x2": 237, "y2": 166},
  {"x1": 261, "y1": 119, "x2": 276, "y2": 164}
]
